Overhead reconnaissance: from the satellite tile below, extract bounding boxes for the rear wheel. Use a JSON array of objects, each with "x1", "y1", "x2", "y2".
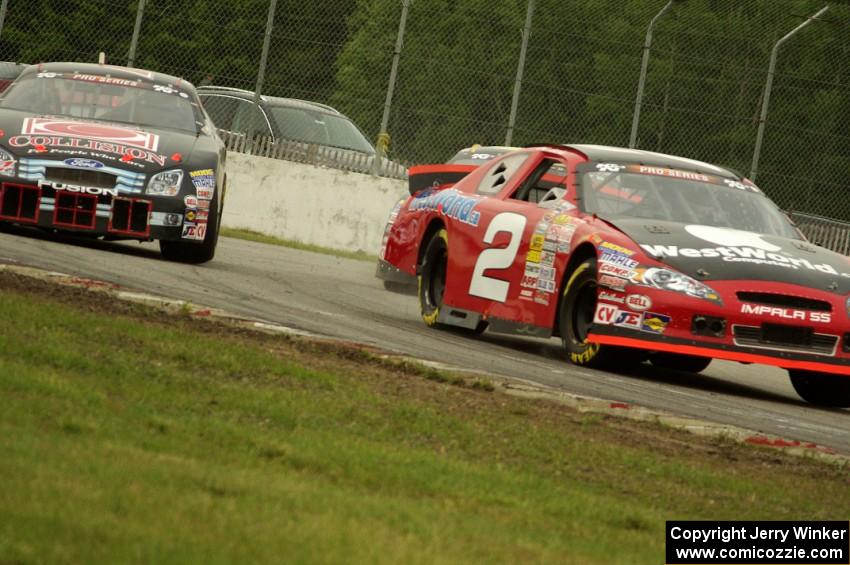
[
  {"x1": 788, "y1": 370, "x2": 850, "y2": 407},
  {"x1": 650, "y1": 353, "x2": 711, "y2": 374},
  {"x1": 418, "y1": 229, "x2": 448, "y2": 327},
  {"x1": 160, "y1": 191, "x2": 221, "y2": 264},
  {"x1": 559, "y1": 258, "x2": 639, "y2": 369}
]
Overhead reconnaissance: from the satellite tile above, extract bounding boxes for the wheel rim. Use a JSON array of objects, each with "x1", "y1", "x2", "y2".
[{"x1": 571, "y1": 280, "x2": 597, "y2": 344}]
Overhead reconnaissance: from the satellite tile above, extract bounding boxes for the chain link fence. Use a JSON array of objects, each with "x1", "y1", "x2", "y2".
[{"x1": 1, "y1": 1, "x2": 850, "y2": 228}]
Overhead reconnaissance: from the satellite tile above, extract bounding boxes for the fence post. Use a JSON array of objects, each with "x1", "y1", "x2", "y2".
[
  {"x1": 127, "y1": 0, "x2": 146, "y2": 68},
  {"x1": 750, "y1": 5, "x2": 828, "y2": 182},
  {"x1": 248, "y1": 0, "x2": 278, "y2": 152},
  {"x1": 504, "y1": 0, "x2": 534, "y2": 147},
  {"x1": 629, "y1": 0, "x2": 675, "y2": 149},
  {"x1": 376, "y1": 0, "x2": 411, "y2": 172},
  {"x1": 0, "y1": 0, "x2": 9, "y2": 44}
]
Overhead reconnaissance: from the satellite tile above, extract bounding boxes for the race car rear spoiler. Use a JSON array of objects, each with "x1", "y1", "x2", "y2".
[{"x1": 407, "y1": 164, "x2": 477, "y2": 196}]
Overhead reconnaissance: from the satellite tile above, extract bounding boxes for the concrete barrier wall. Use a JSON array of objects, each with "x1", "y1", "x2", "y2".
[{"x1": 221, "y1": 152, "x2": 407, "y2": 254}]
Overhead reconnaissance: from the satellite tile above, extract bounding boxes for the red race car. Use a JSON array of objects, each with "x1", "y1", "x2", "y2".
[{"x1": 376, "y1": 144, "x2": 850, "y2": 407}]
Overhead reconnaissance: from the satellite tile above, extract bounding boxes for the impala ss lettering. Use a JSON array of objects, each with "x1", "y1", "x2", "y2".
[
  {"x1": 640, "y1": 244, "x2": 842, "y2": 275},
  {"x1": 740, "y1": 303, "x2": 831, "y2": 323},
  {"x1": 37, "y1": 179, "x2": 118, "y2": 197}
]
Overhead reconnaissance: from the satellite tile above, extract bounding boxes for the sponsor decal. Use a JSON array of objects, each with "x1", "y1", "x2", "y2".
[
  {"x1": 594, "y1": 303, "x2": 618, "y2": 325},
  {"x1": 519, "y1": 289, "x2": 534, "y2": 300},
  {"x1": 740, "y1": 303, "x2": 831, "y2": 323},
  {"x1": 536, "y1": 279, "x2": 556, "y2": 293},
  {"x1": 599, "y1": 262, "x2": 633, "y2": 279},
  {"x1": 190, "y1": 169, "x2": 216, "y2": 194},
  {"x1": 196, "y1": 187, "x2": 214, "y2": 200},
  {"x1": 21, "y1": 117, "x2": 159, "y2": 151},
  {"x1": 598, "y1": 274, "x2": 627, "y2": 292},
  {"x1": 599, "y1": 241, "x2": 634, "y2": 256},
  {"x1": 641, "y1": 312, "x2": 671, "y2": 334},
  {"x1": 63, "y1": 158, "x2": 104, "y2": 169},
  {"x1": 530, "y1": 234, "x2": 545, "y2": 252},
  {"x1": 196, "y1": 210, "x2": 209, "y2": 221},
  {"x1": 640, "y1": 243, "x2": 842, "y2": 275},
  {"x1": 37, "y1": 179, "x2": 117, "y2": 197},
  {"x1": 197, "y1": 199, "x2": 210, "y2": 210},
  {"x1": 184, "y1": 195, "x2": 198, "y2": 207},
  {"x1": 599, "y1": 251, "x2": 638, "y2": 269},
  {"x1": 636, "y1": 165, "x2": 709, "y2": 183},
  {"x1": 598, "y1": 290, "x2": 625, "y2": 304},
  {"x1": 185, "y1": 210, "x2": 197, "y2": 222},
  {"x1": 625, "y1": 294, "x2": 652, "y2": 311},
  {"x1": 613, "y1": 310, "x2": 642, "y2": 330},
  {"x1": 9, "y1": 135, "x2": 165, "y2": 167},
  {"x1": 409, "y1": 188, "x2": 481, "y2": 227},
  {"x1": 182, "y1": 222, "x2": 207, "y2": 241},
  {"x1": 72, "y1": 73, "x2": 139, "y2": 87},
  {"x1": 526, "y1": 249, "x2": 541, "y2": 264},
  {"x1": 596, "y1": 163, "x2": 624, "y2": 173}
]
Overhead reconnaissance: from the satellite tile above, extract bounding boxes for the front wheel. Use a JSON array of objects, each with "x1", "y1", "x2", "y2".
[
  {"x1": 788, "y1": 370, "x2": 850, "y2": 407},
  {"x1": 559, "y1": 258, "x2": 638, "y2": 369},
  {"x1": 418, "y1": 229, "x2": 448, "y2": 327}
]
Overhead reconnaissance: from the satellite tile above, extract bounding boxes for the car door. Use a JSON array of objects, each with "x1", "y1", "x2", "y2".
[{"x1": 443, "y1": 151, "x2": 577, "y2": 332}]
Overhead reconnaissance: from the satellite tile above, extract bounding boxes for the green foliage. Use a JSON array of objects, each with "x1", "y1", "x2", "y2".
[{"x1": 1, "y1": 0, "x2": 849, "y2": 217}]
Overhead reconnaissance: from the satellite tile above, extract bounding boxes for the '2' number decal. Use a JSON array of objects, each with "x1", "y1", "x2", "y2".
[{"x1": 469, "y1": 212, "x2": 527, "y2": 302}]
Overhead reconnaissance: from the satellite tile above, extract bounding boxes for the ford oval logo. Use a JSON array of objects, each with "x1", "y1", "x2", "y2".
[{"x1": 63, "y1": 158, "x2": 104, "y2": 169}]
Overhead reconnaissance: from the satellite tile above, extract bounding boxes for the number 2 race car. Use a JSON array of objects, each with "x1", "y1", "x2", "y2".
[
  {"x1": 377, "y1": 144, "x2": 850, "y2": 407},
  {"x1": 0, "y1": 62, "x2": 225, "y2": 263}
]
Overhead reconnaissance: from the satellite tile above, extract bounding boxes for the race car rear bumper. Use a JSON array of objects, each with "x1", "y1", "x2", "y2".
[
  {"x1": 375, "y1": 258, "x2": 417, "y2": 286},
  {"x1": 588, "y1": 328, "x2": 850, "y2": 376}
]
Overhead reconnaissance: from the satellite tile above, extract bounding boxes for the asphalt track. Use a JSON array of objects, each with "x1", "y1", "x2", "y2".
[{"x1": 1, "y1": 226, "x2": 848, "y2": 453}]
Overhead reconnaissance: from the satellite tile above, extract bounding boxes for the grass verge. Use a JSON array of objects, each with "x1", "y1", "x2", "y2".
[
  {"x1": 0, "y1": 272, "x2": 848, "y2": 564},
  {"x1": 221, "y1": 227, "x2": 374, "y2": 262}
]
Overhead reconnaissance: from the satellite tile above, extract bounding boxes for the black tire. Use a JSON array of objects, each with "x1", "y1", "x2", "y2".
[
  {"x1": 559, "y1": 258, "x2": 638, "y2": 369},
  {"x1": 160, "y1": 190, "x2": 221, "y2": 264},
  {"x1": 788, "y1": 370, "x2": 850, "y2": 407},
  {"x1": 418, "y1": 229, "x2": 448, "y2": 328},
  {"x1": 650, "y1": 353, "x2": 712, "y2": 373}
]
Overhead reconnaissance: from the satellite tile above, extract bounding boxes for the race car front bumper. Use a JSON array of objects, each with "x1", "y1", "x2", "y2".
[{"x1": 0, "y1": 181, "x2": 191, "y2": 242}]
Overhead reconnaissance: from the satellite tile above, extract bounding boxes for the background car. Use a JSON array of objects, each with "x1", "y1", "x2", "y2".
[
  {"x1": 0, "y1": 62, "x2": 226, "y2": 263},
  {"x1": 377, "y1": 144, "x2": 850, "y2": 407},
  {"x1": 197, "y1": 86, "x2": 375, "y2": 155}
]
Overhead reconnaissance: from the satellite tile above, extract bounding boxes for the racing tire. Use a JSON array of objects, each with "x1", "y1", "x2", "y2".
[
  {"x1": 559, "y1": 258, "x2": 638, "y2": 369},
  {"x1": 650, "y1": 353, "x2": 712, "y2": 374},
  {"x1": 788, "y1": 370, "x2": 850, "y2": 408},
  {"x1": 160, "y1": 191, "x2": 221, "y2": 264},
  {"x1": 418, "y1": 229, "x2": 449, "y2": 328}
]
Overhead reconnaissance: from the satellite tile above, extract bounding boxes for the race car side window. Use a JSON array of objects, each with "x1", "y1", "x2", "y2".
[
  {"x1": 475, "y1": 152, "x2": 531, "y2": 195},
  {"x1": 511, "y1": 158, "x2": 568, "y2": 205}
]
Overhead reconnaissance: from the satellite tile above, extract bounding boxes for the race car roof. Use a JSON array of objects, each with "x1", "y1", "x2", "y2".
[
  {"x1": 18, "y1": 62, "x2": 190, "y2": 90},
  {"x1": 564, "y1": 144, "x2": 739, "y2": 179}
]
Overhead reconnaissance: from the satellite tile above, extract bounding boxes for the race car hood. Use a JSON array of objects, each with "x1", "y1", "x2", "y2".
[
  {"x1": 607, "y1": 217, "x2": 850, "y2": 295},
  {"x1": 0, "y1": 110, "x2": 198, "y2": 174}
]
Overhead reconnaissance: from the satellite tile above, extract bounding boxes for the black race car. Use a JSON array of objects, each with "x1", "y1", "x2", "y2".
[{"x1": 0, "y1": 62, "x2": 226, "y2": 263}]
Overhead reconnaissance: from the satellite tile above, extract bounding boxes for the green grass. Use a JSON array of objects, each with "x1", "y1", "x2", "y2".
[
  {"x1": 221, "y1": 227, "x2": 375, "y2": 262},
  {"x1": 0, "y1": 283, "x2": 848, "y2": 563}
]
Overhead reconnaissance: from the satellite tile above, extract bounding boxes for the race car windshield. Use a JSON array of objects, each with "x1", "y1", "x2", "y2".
[
  {"x1": 268, "y1": 106, "x2": 375, "y2": 154},
  {"x1": 0, "y1": 75, "x2": 200, "y2": 133},
  {"x1": 580, "y1": 170, "x2": 800, "y2": 239}
]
